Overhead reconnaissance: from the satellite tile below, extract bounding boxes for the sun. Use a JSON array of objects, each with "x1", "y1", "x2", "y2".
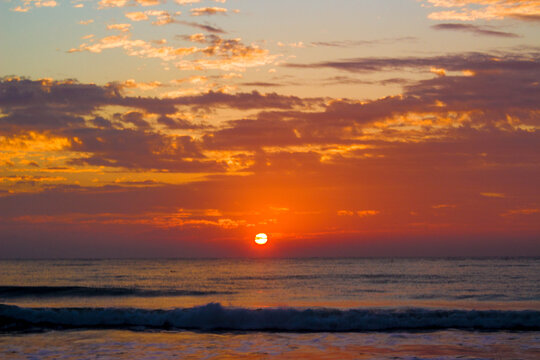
[{"x1": 254, "y1": 233, "x2": 268, "y2": 245}]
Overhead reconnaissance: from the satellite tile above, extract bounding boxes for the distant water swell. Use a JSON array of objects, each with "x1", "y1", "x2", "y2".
[
  {"x1": 0, "y1": 286, "x2": 231, "y2": 298},
  {"x1": 1, "y1": 303, "x2": 539, "y2": 332}
]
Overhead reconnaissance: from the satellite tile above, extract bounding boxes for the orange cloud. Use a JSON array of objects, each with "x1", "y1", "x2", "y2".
[
  {"x1": 422, "y1": 0, "x2": 540, "y2": 21},
  {"x1": 125, "y1": 10, "x2": 176, "y2": 25},
  {"x1": 70, "y1": 31, "x2": 278, "y2": 72},
  {"x1": 69, "y1": 34, "x2": 198, "y2": 61},
  {"x1": 177, "y1": 36, "x2": 278, "y2": 71},
  {"x1": 176, "y1": 0, "x2": 226, "y2": 4},
  {"x1": 120, "y1": 79, "x2": 162, "y2": 91},
  {"x1": 190, "y1": 7, "x2": 227, "y2": 16},
  {"x1": 107, "y1": 23, "x2": 132, "y2": 32},
  {"x1": 11, "y1": 210, "x2": 249, "y2": 230},
  {"x1": 502, "y1": 208, "x2": 540, "y2": 216},
  {"x1": 432, "y1": 204, "x2": 456, "y2": 209},
  {"x1": 357, "y1": 210, "x2": 380, "y2": 217},
  {"x1": 98, "y1": 0, "x2": 128, "y2": 8},
  {"x1": 11, "y1": 0, "x2": 57, "y2": 12},
  {"x1": 125, "y1": 12, "x2": 149, "y2": 21},
  {"x1": 136, "y1": 0, "x2": 160, "y2": 5},
  {"x1": 480, "y1": 192, "x2": 505, "y2": 198},
  {"x1": 0, "y1": 175, "x2": 67, "y2": 183}
]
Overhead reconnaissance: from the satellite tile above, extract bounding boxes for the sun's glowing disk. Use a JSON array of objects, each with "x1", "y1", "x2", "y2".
[{"x1": 255, "y1": 233, "x2": 268, "y2": 245}]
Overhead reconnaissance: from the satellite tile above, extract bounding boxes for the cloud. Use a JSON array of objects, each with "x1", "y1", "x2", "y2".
[
  {"x1": 69, "y1": 32, "x2": 277, "y2": 72},
  {"x1": 176, "y1": 35, "x2": 279, "y2": 71},
  {"x1": 0, "y1": 78, "x2": 317, "y2": 174},
  {"x1": 421, "y1": 0, "x2": 540, "y2": 21},
  {"x1": 480, "y1": 192, "x2": 505, "y2": 198},
  {"x1": 107, "y1": 23, "x2": 132, "y2": 32},
  {"x1": 11, "y1": 0, "x2": 57, "y2": 12},
  {"x1": 125, "y1": 12, "x2": 149, "y2": 21},
  {"x1": 432, "y1": 204, "x2": 456, "y2": 209},
  {"x1": 120, "y1": 79, "x2": 162, "y2": 91},
  {"x1": 311, "y1": 37, "x2": 417, "y2": 48},
  {"x1": 338, "y1": 210, "x2": 380, "y2": 217},
  {"x1": 69, "y1": 34, "x2": 199, "y2": 61},
  {"x1": 176, "y1": 0, "x2": 226, "y2": 4},
  {"x1": 286, "y1": 52, "x2": 540, "y2": 75},
  {"x1": 98, "y1": 0, "x2": 161, "y2": 8},
  {"x1": 240, "y1": 82, "x2": 284, "y2": 87},
  {"x1": 0, "y1": 175, "x2": 66, "y2": 184},
  {"x1": 157, "y1": 115, "x2": 206, "y2": 130},
  {"x1": 190, "y1": 7, "x2": 227, "y2": 16},
  {"x1": 1, "y1": 47, "x2": 539, "y2": 221},
  {"x1": 431, "y1": 23, "x2": 519, "y2": 37},
  {"x1": 502, "y1": 208, "x2": 540, "y2": 216},
  {"x1": 144, "y1": 10, "x2": 175, "y2": 25},
  {"x1": 203, "y1": 51, "x2": 540, "y2": 156},
  {"x1": 98, "y1": 0, "x2": 129, "y2": 8},
  {"x1": 135, "y1": 0, "x2": 160, "y2": 5},
  {"x1": 0, "y1": 77, "x2": 312, "y2": 119},
  {"x1": 357, "y1": 210, "x2": 380, "y2": 217},
  {"x1": 177, "y1": 21, "x2": 226, "y2": 33},
  {"x1": 277, "y1": 41, "x2": 305, "y2": 48},
  {"x1": 67, "y1": 128, "x2": 225, "y2": 172}
]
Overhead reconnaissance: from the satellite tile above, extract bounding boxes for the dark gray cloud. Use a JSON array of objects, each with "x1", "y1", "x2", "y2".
[
  {"x1": 285, "y1": 52, "x2": 540, "y2": 73},
  {"x1": 240, "y1": 82, "x2": 284, "y2": 87},
  {"x1": 509, "y1": 14, "x2": 540, "y2": 22},
  {"x1": 1, "y1": 51, "x2": 538, "y2": 173},
  {"x1": 177, "y1": 21, "x2": 226, "y2": 34},
  {"x1": 205, "y1": 52, "x2": 540, "y2": 150},
  {"x1": 0, "y1": 78, "x2": 313, "y2": 117},
  {"x1": 311, "y1": 37, "x2": 417, "y2": 48},
  {"x1": 157, "y1": 115, "x2": 207, "y2": 130},
  {"x1": 66, "y1": 128, "x2": 225, "y2": 172},
  {"x1": 432, "y1": 23, "x2": 519, "y2": 38}
]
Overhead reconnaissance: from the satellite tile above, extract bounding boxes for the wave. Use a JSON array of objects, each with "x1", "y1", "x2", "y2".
[
  {"x1": 219, "y1": 274, "x2": 450, "y2": 281},
  {"x1": 0, "y1": 286, "x2": 231, "y2": 298},
  {"x1": 1, "y1": 303, "x2": 539, "y2": 333}
]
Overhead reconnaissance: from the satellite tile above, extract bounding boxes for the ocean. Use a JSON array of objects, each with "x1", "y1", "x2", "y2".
[{"x1": 0, "y1": 258, "x2": 539, "y2": 359}]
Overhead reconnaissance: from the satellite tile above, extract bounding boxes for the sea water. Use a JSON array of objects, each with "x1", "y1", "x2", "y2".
[{"x1": 0, "y1": 258, "x2": 539, "y2": 359}]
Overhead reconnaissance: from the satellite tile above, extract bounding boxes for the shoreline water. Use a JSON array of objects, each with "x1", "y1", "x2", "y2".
[{"x1": 1, "y1": 258, "x2": 538, "y2": 359}]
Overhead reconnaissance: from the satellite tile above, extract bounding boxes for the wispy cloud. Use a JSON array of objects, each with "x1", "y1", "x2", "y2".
[
  {"x1": 481, "y1": 192, "x2": 505, "y2": 198},
  {"x1": 502, "y1": 208, "x2": 540, "y2": 216},
  {"x1": 69, "y1": 32, "x2": 277, "y2": 72},
  {"x1": 107, "y1": 23, "x2": 132, "y2": 32},
  {"x1": 311, "y1": 37, "x2": 417, "y2": 48},
  {"x1": 177, "y1": 21, "x2": 226, "y2": 33},
  {"x1": 432, "y1": 23, "x2": 519, "y2": 37}
]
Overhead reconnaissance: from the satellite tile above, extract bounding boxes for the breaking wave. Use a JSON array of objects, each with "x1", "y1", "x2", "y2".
[{"x1": 1, "y1": 303, "x2": 539, "y2": 332}]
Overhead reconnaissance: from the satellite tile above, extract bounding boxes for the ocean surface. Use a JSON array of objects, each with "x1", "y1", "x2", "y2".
[{"x1": 0, "y1": 258, "x2": 539, "y2": 359}]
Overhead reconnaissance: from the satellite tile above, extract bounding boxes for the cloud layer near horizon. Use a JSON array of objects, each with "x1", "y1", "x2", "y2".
[{"x1": 1, "y1": 49, "x2": 539, "y2": 256}]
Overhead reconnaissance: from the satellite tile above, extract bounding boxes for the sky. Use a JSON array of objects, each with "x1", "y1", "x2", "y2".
[{"x1": 0, "y1": 0, "x2": 539, "y2": 258}]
